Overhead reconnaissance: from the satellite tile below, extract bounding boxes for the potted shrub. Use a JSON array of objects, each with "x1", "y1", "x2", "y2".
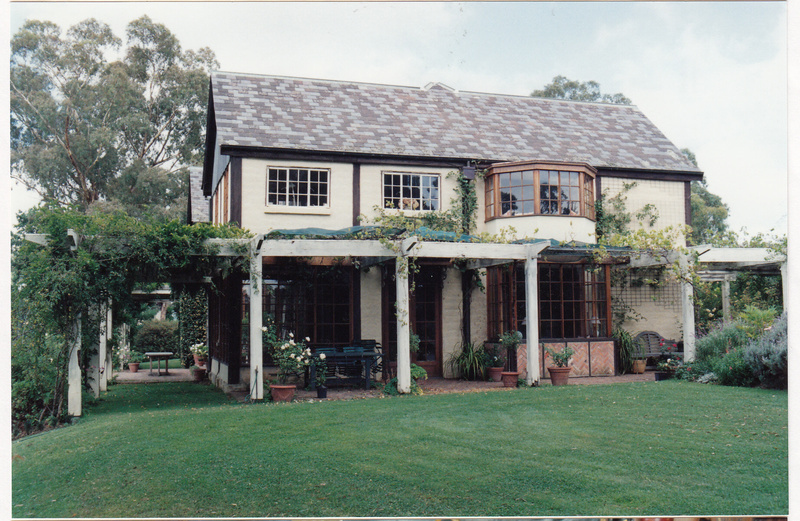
[
  {"x1": 655, "y1": 355, "x2": 682, "y2": 381},
  {"x1": 614, "y1": 327, "x2": 645, "y2": 374},
  {"x1": 128, "y1": 351, "x2": 144, "y2": 372},
  {"x1": 190, "y1": 342, "x2": 208, "y2": 367},
  {"x1": 499, "y1": 331, "x2": 522, "y2": 387},
  {"x1": 484, "y1": 343, "x2": 504, "y2": 382},
  {"x1": 545, "y1": 344, "x2": 575, "y2": 386},
  {"x1": 268, "y1": 331, "x2": 312, "y2": 402},
  {"x1": 447, "y1": 341, "x2": 489, "y2": 381}
]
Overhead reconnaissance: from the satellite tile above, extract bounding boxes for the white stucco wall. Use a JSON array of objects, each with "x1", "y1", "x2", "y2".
[
  {"x1": 239, "y1": 158, "x2": 354, "y2": 232},
  {"x1": 602, "y1": 177, "x2": 687, "y2": 234},
  {"x1": 484, "y1": 215, "x2": 596, "y2": 242},
  {"x1": 359, "y1": 164, "x2": 459, "y2": 223},
  {"x1": 360, "y1": 269, "x2": 383, "y2": 342},
  {"x1": 440, "y1": 267, "x2": 464, "y2": 378}
]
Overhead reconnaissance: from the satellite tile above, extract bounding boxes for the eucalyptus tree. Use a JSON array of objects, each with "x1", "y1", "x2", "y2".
[{"x1": 10, "y1": 16, "x2": 218, "y2": 219}]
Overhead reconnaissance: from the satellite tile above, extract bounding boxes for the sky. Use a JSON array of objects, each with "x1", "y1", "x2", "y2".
[{"x1": 5, "y1": 1, "x2": 791, "y2": 239}]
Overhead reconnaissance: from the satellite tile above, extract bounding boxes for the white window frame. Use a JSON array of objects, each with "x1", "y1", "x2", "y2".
[
  {"x1": 382, "y1": 171, "x2": 440, "y2": 211},
  {"x1": 266, "y1": 167, "x2": 331, "y2": 208}
]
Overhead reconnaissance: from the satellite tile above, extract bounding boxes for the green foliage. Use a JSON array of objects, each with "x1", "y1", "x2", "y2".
[
  {"x1": 613, "y1": 327, "x2": 636, "y2": 374},
  {"x1": 743, "y1": 313, "x2": 787, "y2": 389},
  {"x1": 695, "y1": 321, "x2": 750, "y2": 363},
  {"x1": 712, "y1": 349, "x2": 758, "y2": 388},
  {"x1": 544, "y1": 344, "x2": 575, "y2": 368},
  {"x1": 383, "y1": 364, "x2": 427, "y2": 395},
  {"x1": 531, "y1": 75, "x2": 632, "y2": 104},
  {"x1": 10, "y1": 16, "x2": 217, "y2": 217},
  {"x1": 447, "y1": 342, "x2": 490, "y2": 380},
  {"x1": 11, "y1": 205, "x2": 252, "y2": 432},
  {"x1": 177, "y1": 286, "x2": 207, "y2": 366},
  {"x1": 737, "y1": 305, "x2": 778, "y2": 339},
  {"x1": 133, "y1": 320, "x2": 178, "y2": 354},
  {"x1": 128, "y1": 351, "x2": 145, "y2": 364},
  {"x1": 690, "y1": 180, "x2": 729, "y2": 245}
]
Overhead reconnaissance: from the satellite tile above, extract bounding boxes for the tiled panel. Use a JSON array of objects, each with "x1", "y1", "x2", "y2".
[
  {"x1": 516, "y1": 344, "x2": 528, "y2": 379},
  {"x1": 590, "y1": 340, "x2": 615, "y2": 375},
  {"x1": 568, "y1": 342, "x2": 590, "y2": 376}
]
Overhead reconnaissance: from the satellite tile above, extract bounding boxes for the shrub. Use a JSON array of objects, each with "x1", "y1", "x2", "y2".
[
  {"x1": 737, "y1": 305, "x2": 778, "y2": 339},
  {"x1": 712, "y1": 348, "x2": 758, "y2": 388},
  {"x1": 133, "y1": 320, "x2": 178, "y2": 354},
  {"x1": 383, "y1": 364, "x2": 428, "y2": 395},
  {"x1": 743, "y1": 313, "x2": 787, "y2": 389},
  {"x1": 447, "y1": 341, "x2": 490, "y2": 380},
  {"x1": 695, "y1": 321, "x2": 749, "y2": 363},
  {"x1": 178, "y1": 286, "x2": 207, "y2": 368}
]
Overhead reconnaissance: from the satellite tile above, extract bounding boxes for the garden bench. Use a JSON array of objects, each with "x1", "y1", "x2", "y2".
[{"x1": 633, "y1": 331, "x2": 683, "y2": 362}]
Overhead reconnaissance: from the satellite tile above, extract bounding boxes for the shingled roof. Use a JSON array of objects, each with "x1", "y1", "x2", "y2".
[{"x1": 209, "y1": 71, "x2": 700, "y2": 174}]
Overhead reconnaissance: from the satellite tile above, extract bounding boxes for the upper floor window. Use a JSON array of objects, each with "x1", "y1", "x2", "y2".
[
  {"x1": 485, "y1": 162, "x2": 596, "y2": 221},
  {"x1": 383, "y1": 172, "x2": 440, "y2": 211},
  {"x1": 267, "y1": 167, "x2": 329, "y2": 207}
]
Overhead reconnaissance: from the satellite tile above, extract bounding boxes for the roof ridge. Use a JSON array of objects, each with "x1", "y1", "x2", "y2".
[{"x1": 211, "y1": 70, "x2": 637, "y2": 109}]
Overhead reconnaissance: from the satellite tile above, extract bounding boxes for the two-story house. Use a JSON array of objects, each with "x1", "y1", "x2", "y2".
[{"x1": 199, "y1": 71, "x2": 703, "y2": 394}]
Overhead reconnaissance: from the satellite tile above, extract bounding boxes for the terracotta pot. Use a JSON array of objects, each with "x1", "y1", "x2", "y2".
[
  {"x1": 192, "y1": 367, "x2": 206, "y2": 382},
  {"x1": 271, "y1": 384, "x2": 296, "y2": 402},
  {"x1": 128, "y1": 362, "x2": 140, "y2": 373},
  {"x1": 193, "y1": 354, "x2": 207, "y2": 367},
  {"x1": 500, "y1": 371, "x2": 519, "y2": 388},
  {"x1": 488, "y1": 366, "x2": 504, "y2": 382},
  {"x1": 632, "y1": 359, "x2": 646, "y2": 374},
  {"x1": 548, "y1": 366, "x2": 571, "y2": 386}
]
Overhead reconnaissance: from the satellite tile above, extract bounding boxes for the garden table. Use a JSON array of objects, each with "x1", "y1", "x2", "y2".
[{"x1": 144, "y1": 352, "x2": 173, "y2": 376}]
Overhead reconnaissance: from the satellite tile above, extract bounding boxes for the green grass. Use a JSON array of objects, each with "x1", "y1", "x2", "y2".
[{"x1": 12, "y1": 381, "x2": 787, "y2": 517}]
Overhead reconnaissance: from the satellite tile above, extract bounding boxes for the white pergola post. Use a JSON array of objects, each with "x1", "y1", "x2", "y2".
[
  {"x1": 105, "y1": 300, "x2": 114, "y2": 383},
  {"x1": 249, "y1": 239, "x2": 264, "y2": 400},
  {"x1": 781, "y1": 261, "x2": 788, "y2": 311},
  {"x1": 99, "y1": 298, "x2": 113, "y2": 392},
  {"x1": 721, "y1": 277, "x2": 731, "y2": 324},
  {"x1": 68, "y1": 314, "x2": 82, "y2": 417},
  {"x1": 396, "y1": 256, "x2": 411, "y2": 393},
  {"x1": 681, "y1": 254, "x2": 696, "y2": 362},
  {"x1": 524, "y1": 243, "x2": 547, "y2": 386}
]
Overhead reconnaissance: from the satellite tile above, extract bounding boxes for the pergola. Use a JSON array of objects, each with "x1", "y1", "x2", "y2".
[{"x1": 23, "y1": 232, "x2": 788, "y2": 415}]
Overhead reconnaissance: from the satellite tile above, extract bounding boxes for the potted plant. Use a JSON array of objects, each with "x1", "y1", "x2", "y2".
[
  {"x1": 314, "y1": 353, "x2": 328, "y2": 399},
  {"x1": 484, "y1": 343, "x2": 504, "y2": 382},
  {"x1": 190, "y1": 342, "x2": 208, "y2": 367},
  {"x1": 499, "y1": 331, "x2": 522, "y2": 387},
  {"x1": 268, "y1": 331, "x2": 312, "y2": 402},
  {"x1": 655, "y1": 355, "x2": 682, "y2": 381},
  {"x1": 191, "y1": 364, "x2": 207, "y2": 382},
  {"x1": 128, "y1": 351, "x2": 144, "y2": 373},
  {"x1": 545, "y1": 344, "x2": 575, "y2": 386},
  {"x1": 446, "y1": 341, "x2": 489, "y2": 381},
  {"x1": 614, "y1": 327, "x2": 645, "y2": 374}
]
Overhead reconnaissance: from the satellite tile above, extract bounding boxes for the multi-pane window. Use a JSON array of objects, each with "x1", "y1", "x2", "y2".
[
  {"x1": 261, "y1": 265, "x2": 352, "y2": 352},
  {"x1": 267, "y1": 167, "x2": 329, "y2": 207},
  {"x1": 487, "y1": 263, "x2": 610, "y2": 341},
  {"x1": 484, "y1": 162, "x2": 595, "y2": 220},
  {"x1": 383, "y1": 172, "x2": 440, "y2": 211}
]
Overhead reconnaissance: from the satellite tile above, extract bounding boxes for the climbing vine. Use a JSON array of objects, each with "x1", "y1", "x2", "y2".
[{"x1": 11, "y1": 205, "x2": 252, "y2": 435}]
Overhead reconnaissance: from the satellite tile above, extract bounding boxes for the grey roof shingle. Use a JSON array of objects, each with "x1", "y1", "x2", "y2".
[{"x1": 211, "y1": 71, "x2": 700, "y2": 173}]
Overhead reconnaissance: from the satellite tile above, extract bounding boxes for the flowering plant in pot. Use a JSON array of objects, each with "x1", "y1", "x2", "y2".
[
  {"x1": 267, "y1": 331, "x2": 312, "y2": 402},
  {"x1": 655, "y1": 355, "x2": 682, "y2": 381},
  {"x1": 190, "y1": 342, "x2": 208, "y2": 367},
  {"x1": 545, "y1": 344, "x2": 575, "y2": 386},
  {"x1": 499, "y1": 331, "x2": 522, "y2": 387}
]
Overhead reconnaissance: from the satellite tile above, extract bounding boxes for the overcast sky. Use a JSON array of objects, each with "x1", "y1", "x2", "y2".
[{"x1": 6, "y1": 1, "x2": 790, "y2": 238}]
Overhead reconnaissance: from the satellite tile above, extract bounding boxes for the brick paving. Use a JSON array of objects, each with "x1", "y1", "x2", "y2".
[{"x1": 113, "y1": 366, "x2": 655, "y2": 403}]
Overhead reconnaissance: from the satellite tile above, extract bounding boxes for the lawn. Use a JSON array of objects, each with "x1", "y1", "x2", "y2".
[{"x1": 12, "y1": 380, "x2": 787, "y2": 518}]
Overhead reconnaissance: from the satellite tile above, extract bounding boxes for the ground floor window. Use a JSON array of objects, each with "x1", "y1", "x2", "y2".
[
  {"x1": 261, "y1": 264, "x2": 353, "y2": 350},
  {"x1": 487, "y1": 262, "x2": 611, "y2": 341}
]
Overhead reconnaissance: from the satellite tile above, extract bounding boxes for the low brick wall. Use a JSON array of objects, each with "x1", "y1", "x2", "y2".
[{"x1": 512, "y1": 340, "x2": 615, "y2": 380}]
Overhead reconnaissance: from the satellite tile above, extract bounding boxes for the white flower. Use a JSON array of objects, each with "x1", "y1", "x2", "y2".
[
  {"x1": 289, "y1": 332, "x2": 294, "y2": 338},
  {"x1": 261, "y1": 327, "x2": 268, "y2": 332},
  {"x1": 319, "y1": 353, "x2": 326, "y2": 360},
  {"x1": 304, "y1": 349, "x2": 311, "y2": 356},
  {"x1": 289, "y1": 340, "x2": 296, "y2": 346},
  {"x1": 305, "y1": 337, "x2": 311, "y2": 342}
]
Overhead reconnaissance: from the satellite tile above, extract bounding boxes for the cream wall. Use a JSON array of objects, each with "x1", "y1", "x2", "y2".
[
  {"x1": 602, "y1": 177, "x2": 687, "y2": 236},
  {"x1": 239, "y1": 158, "x2": 354, "y2": 232},
  {"x1": 484, "y1": 215, "x2": 596, "y2": 242},
  {"x1": 440, "y1": 267, "x2": 464, "y2": 378},
  {"x1": 359, "y1": 164, "x2": 459, "y2": 223},
  {"x1": 360, "y1": 269, "x2": 383, "y2": 342}
]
